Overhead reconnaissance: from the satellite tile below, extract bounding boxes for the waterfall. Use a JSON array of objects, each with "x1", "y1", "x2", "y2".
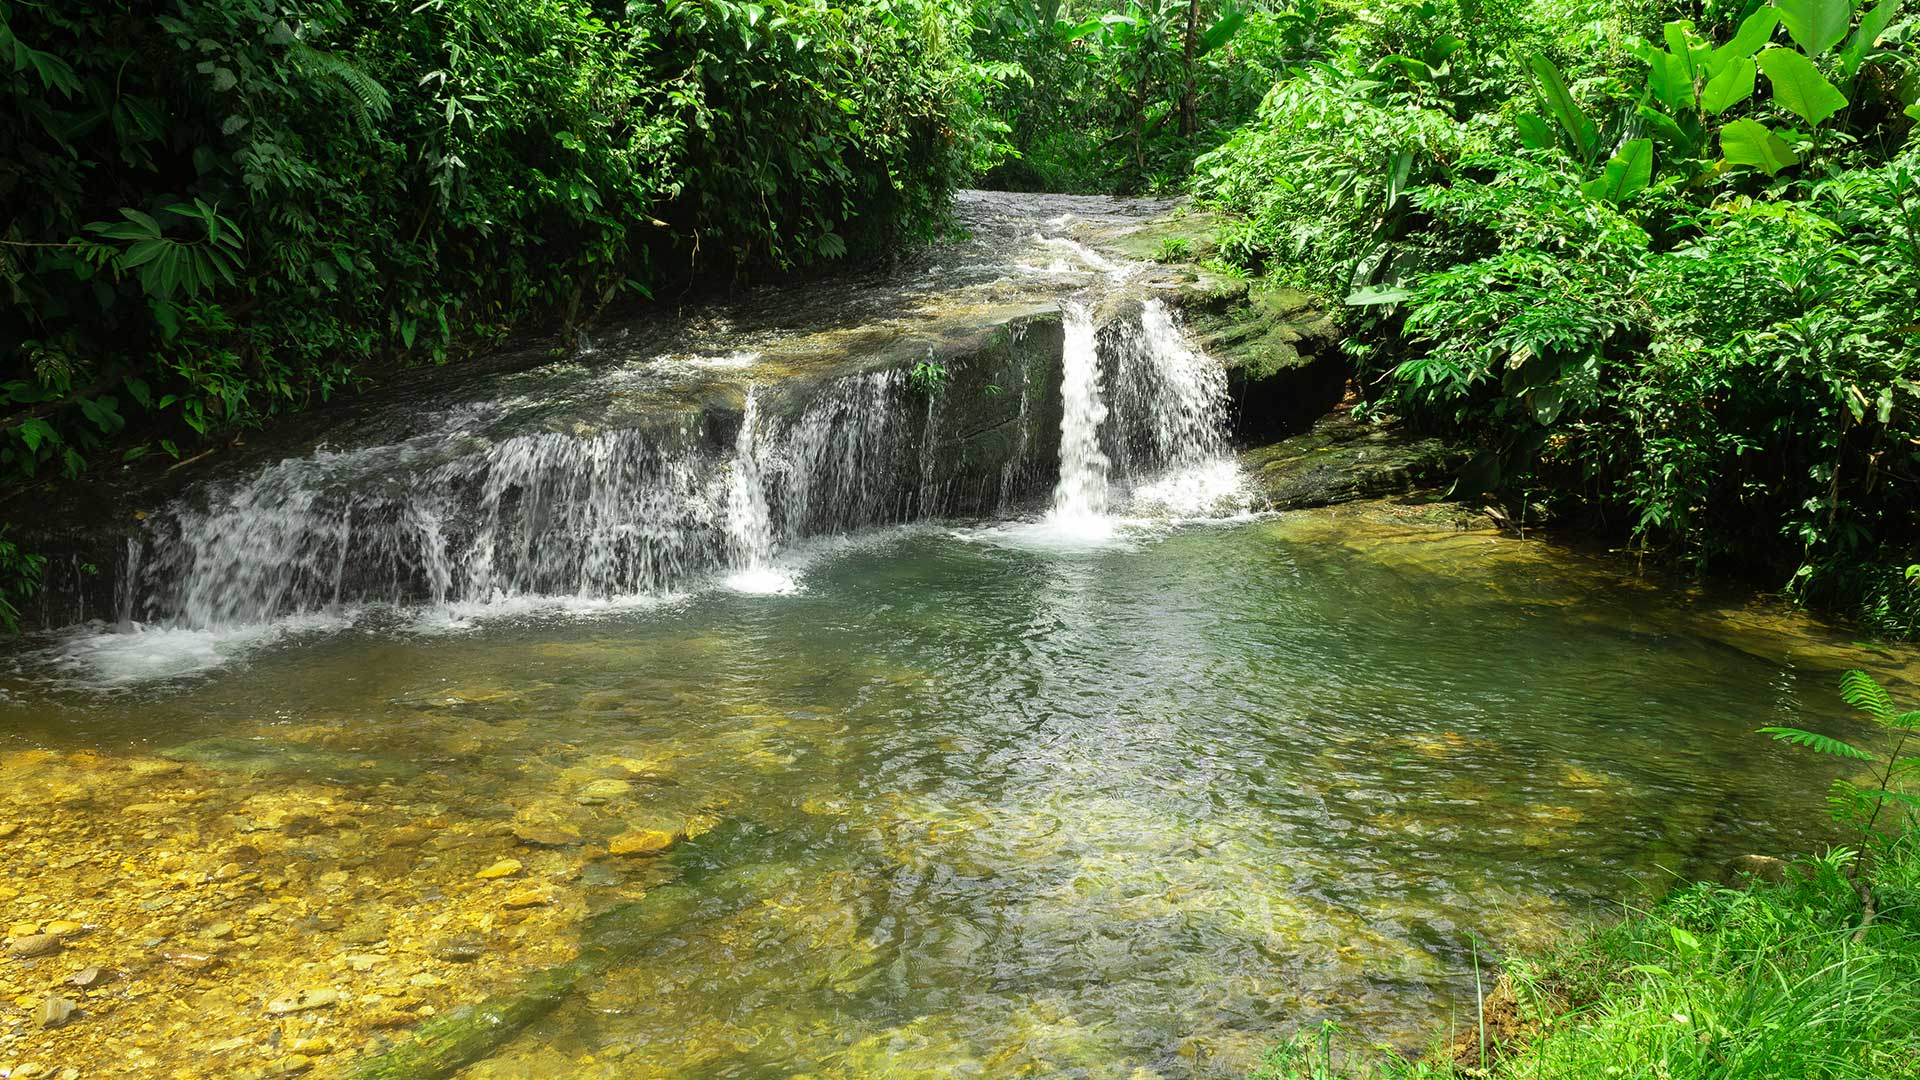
[
  {"x1": 1038, "y1": 296, "x2": 1232, "y2": 535},
  {"x1": 1048, "y1": 302, "x2": 1112, "y2": 528},
  {"x1": 1107, "y1": 298, "x2": 1236, "y2": 517},
  {"x1": 725, "y1": 388, "x2": 775, "y2": 570},
  {"x1": 90, "y1": 258, "x2": 1235, "y2": 638},
  {"x1": 722, "y1": 388, "x2": 791, "y2": 594}
]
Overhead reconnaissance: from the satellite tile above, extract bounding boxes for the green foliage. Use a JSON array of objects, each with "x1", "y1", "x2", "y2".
[
  {"x1": 1763, "y1": 670, "x2": 1920, "y2": 847},
  {"x1": 1196, "y1": 0, "x2": 1920, "y2": 634},
  {"x1": 0, "y1": 532, "x2": 42, "y2": 631},
  {"x1": 1253, "y1": 840, "x2": 1920, "y2": 1080},
  {"x1": 970, "y1": 0, "x2": 1303, "y2": 192},
  {"x1": 1154, "y1": 234, "x2": 1195, "y2": 260},
  {"x1": 910, "y1": 357, "x2": 954, "y2": 393},
  {"x1": 1, "y1": 0, "x2": 1002, "y2": 614}
]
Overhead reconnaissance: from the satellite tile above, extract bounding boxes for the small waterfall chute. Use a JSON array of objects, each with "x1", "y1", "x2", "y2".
[
  {"x1": 1045, "y1": 301, "x2": 1115, "y2": 541},
  {"x1": 723, "y1": 386, "x2": 797, "y2": 594}
]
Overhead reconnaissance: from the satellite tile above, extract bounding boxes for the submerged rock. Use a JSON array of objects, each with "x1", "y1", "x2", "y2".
[
  {"x1": 607, "y1": 828, "x2": 678, "y2": 856},
  {"x1": 1721, "y1": 853, "x2": 1795, "y2": 886},
  {"x1": 265, "y1": 987, "x2": 341, "y2": 1015},
  {"x1": 430, "y1": 935, "x2": 488, "y2": 963},
  {"x1": 9, "y1": 933, "x2": 61, "y2": 958},
  {"x1": 1242, "y1": 409, "x2": 1466, "y2": 510},
  {"x1": 159, "y1": 737, "x2": 419, "y2": 781},
  {"x1": 33, "y1": 995, "x2": 78, "y2": 1030}
]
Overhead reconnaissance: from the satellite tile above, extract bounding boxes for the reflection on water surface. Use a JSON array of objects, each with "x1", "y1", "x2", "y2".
[{"x1": 0, "y1": 507, "x2": 1908, "y2": 1079}]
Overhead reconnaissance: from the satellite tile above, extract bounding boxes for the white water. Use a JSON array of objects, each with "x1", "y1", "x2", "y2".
[
  {"x1": 32, "y1": 228, "x2": 1241, "y2": 686},
  {"x1": 723, "y1": 388, "x2": 796, "y2": 594},
  {"x1": 1009, "y1": 295, "x2": 1235, "y2": 551},
  {"x1": 1045, "y1": 302, "x2": 1115, "y2": 542}
]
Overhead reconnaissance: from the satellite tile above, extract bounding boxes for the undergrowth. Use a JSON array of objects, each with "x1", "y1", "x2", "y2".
[{"x1": 1253, "y1": 670, "x2": 1920, "y2": 1080}]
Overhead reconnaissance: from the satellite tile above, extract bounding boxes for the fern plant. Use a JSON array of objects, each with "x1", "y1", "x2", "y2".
[{"x1": 1762, "y1": 670, "x2": 1920, "y2": 856}]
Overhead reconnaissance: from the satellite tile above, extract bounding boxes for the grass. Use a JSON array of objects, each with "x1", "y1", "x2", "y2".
[{"x1": 1254, "y1": 836, "x2": 1920, "y2": 1080}]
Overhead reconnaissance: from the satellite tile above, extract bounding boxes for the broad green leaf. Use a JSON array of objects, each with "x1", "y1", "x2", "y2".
[
  {"x1": 1703, "y1": 57, "x2": 1757, "y2": 113},
  {"x1": 1669, "y1": 926, "x2": 1702, "y2": 952},
  {"x1": 1582, "y1": 138, "x2": 1654, "y2": 203},
  {"x1": 1663, "y1": 21, "x2": 1710, "y2": 81},
  {"x1": 1346, "y1": 284, "x2": 1414, "y2": 306},
  {"x1": 1200, "y1": 6, "x2": 1247, "y2": 54},
  {"x1": 1840, "y1": 0, "x2": 1902, "y2": 81},
  {"x1": 1759, "y1": 48, "x2": 1849, "y2": 125},
  {"x1": 1637, "y1": 105, "x2": 1697, "y2": 153},
  {"x1": 1710, "y1": 7, "x2": 1781, "y2": 73},
  {"x1": 1638, "y1": 43, "x2": 1697, "y2": 113},
  {"x1": 16, "y1": 419, "x2": 57, "y2": 453},
  {"x1": 1908, "y1": 102, "x2": 1920, "y2": 122},
  {"x1": 1721, "y1": 118, "x2": 1801, "y2": 172},
  {"x1": 1529, "y1": 55, "x2": 1595, "y2": 158},
  {"x1": 119, "y1": 238, "x2": 172, "y2": 270},
  {"x1": 1516, "y1": 112, "x2": 1557, "y2": 149},
  {"x1": 119, "y1": 208, "x2": 163, "y2": 236},
  {"x1": 1528, "y1": 384, "x2": 1566, "y2": 424},
  {"x1": 1773, "y1": 0, "x2": 1855, "y2": 55}
]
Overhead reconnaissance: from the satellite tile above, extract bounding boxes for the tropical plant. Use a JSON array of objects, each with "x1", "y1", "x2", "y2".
[
  {"x1": 1762, "y1": 669, "x2": 1920, "y2": 858},
  {"x1": 1199, "y1": 0, "x2": 1920, "y2": 633}
]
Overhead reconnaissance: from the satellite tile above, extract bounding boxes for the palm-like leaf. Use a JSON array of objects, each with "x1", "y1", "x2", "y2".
[
  {"x1": 1840, "y1": 669, "x2": 1897, "y2": 724},
  {"x1": 1760, "y1": 726, "x2": 1875, "y2": 760}
]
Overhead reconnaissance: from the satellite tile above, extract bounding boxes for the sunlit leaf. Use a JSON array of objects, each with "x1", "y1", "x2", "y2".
[
  {"x1": 1758, "y1": 48, "x2": 1849, "y2": 126},
  {"x1": 1720, "y1": 118, "x2": 1800, "y2": 173},
  {"x1": 1773, "y1": 0, "x2": 1855, "y2": 55}
]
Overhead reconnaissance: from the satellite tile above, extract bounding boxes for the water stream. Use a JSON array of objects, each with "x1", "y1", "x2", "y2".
[
  {"x1": 2, "y1": 194, "x2": 1914, "y2": 1080},
  {"x1": 1047, "y1": 303, "x2": 1113, "y2": 530}
]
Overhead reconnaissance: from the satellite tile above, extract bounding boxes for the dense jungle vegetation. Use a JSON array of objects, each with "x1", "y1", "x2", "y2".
[{"x1": 1, "y1": 0, "x2": 1916, "y2": 636}]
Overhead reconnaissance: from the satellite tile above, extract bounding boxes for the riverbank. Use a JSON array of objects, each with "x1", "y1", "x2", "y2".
[{"x1": 1255, "y1": 833, "x2": 1920, "y2": 1080}]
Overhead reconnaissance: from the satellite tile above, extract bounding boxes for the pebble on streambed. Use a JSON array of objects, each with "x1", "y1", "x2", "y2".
[{"x1": 0, "y1": 736, "x2": 705, "y2": 1080}]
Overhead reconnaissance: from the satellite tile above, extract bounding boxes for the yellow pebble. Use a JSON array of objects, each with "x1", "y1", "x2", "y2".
[{"x1": 607, "y1": 829, "x2": 676, "y2": 856}]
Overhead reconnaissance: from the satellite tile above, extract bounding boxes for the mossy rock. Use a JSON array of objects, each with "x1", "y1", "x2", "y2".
[
  {"x1": 1162, "y1": 279, "x2": 1345, "y2": 442},
  {"x1": 1104, "y1": 206, "x2": 1230, "y2": 265},
  {"x1": 1241, "y1": 410, "x2": 1467, "y2": 510}
]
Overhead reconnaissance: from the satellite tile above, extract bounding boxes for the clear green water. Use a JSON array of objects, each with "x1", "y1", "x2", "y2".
[{"x1": 2, "y1": 511, "x2": 1905, "y2": 1079}]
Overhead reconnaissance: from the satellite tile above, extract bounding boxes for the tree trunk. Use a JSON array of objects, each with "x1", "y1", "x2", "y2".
[{"x1": 1180, "y1": 0, "x2": 1201, "y2": 137}]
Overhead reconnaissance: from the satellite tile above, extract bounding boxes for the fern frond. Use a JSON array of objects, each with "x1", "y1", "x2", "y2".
[
  {"x1": 1839, "y1": 669, "x2": 1897, "y2": 724},
  {"x1": 291, "y1": 43, "x2": 392, "y2": 139},
  {"x1": 1759, "y1": 726, "x2": 1875, "y2": 760}
]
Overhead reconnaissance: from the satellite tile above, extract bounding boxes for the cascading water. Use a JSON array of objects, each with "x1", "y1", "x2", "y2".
[
  {"x1": 1107, "y1": 298, "x2": 1237, "y2": 516},
  {"x1": 46, "y1": 206, "x2": 1241, "y2": 683},
  {"x1": 722, "y1": 388, "x2": 791, "y2": 594},
  {"x1": 1048, "y1": 302, "x2": 1113, "y2": 531},
  {"x1": 1030, "y1": 296, "x2": 1233, "y2": 542}
]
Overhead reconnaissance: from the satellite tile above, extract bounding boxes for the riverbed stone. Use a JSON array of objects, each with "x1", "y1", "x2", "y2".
[
  {"x1": 475, "y1": 858, "x2": 523, "y2": 880},
  {"x1": 512, "y1": 823, "x2": 583, "y2": 848},
  {"x1": 8, "y1": 933, "x2": 60, "y2": 958},
  {"x1": 1721, "y1": 854, "x2": 1794, "y2": 886},
  {"x1": 607, "y1": 829, "x2": 677, "y2": 856},
  {"x1": 265, "y1": 987, "x2": 340, "y2": 1015},
  {"x1": 431, "y1": 935, "x2": 488, "y2": 963},
  {"x1": 1242, "y1": 409, "x2": 1466, "y2": 510},
  {"x1": 33, "y1": 996, "x2": 77, "y2": 1029}
]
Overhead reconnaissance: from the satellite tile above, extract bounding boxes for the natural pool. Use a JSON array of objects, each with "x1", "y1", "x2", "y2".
[{"x1": 2, "y1": 503, "x2": 1908, "y2": 1080}]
